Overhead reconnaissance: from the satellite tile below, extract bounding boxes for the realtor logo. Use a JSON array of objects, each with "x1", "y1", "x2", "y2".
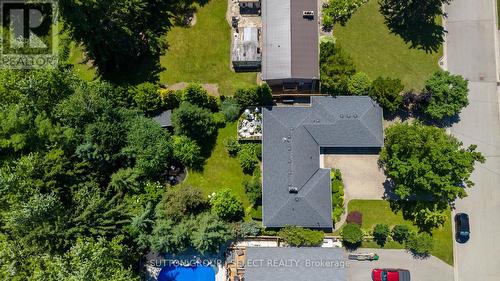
[{"x1": 0, "y1": 0, "x2": 58, "y2": 69}]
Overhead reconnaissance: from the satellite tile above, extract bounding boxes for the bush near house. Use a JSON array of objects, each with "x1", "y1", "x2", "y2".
[
  {"x1": 405, "y1": 232, "x2": 434, "y2": 256},
  {"x1": 278, "y1": 225, "x2": 324, "y2": 247},
  {"x1": 224, "y1": 137, "x2": 241, "y2": 157},
  {"x1": 238, "y1": 144, "x2": 259, "y2": 174},
  {"x1": 320, "y1": 41, "x2": 356, "y2": 95},
  {"x1": 373, "y1": 224, "x2": 390, "y2": 246},
  {"x1": 391, "y1": 224, "x2": 411, "y2": 243},
  {"x1": 368, "y1": 76, "x2": 404, "y2": 113},
  {"x1": 210, "y1": 189, "x2": 245, "y2": 222},
  {"x1": 234, "y1": 84, "x2": 273, "y2": 109},
  {"x1": 331, "y1": 169, "x2": 345, "y2": 222},
  {"x1": 341, "y1": 223, "x2": 364, "y2": 247},
  {"x1": 346, "y1": 211, "x2": 363, "y2": 226}
]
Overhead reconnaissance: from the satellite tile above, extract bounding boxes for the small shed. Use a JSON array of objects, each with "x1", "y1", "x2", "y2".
[
  {"x1": 152, "y1": 110, "x2": 172, "y2": 129},
  {"x1": 232, "y1": 27, "x2": 262, "y2": 71}
]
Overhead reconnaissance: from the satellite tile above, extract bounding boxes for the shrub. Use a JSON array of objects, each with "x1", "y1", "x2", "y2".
[
  {"x1": 243, "y1": 177, "x2": 262, "y2": 206},
  {"x1": 159, "y1": 88, "x2": 180, "y2": 110},
  {"x1": 369, "y1": 77, "x2": 404, "y2": 113},
  {"x1": 341, "y1": 223, "x2": 364, "y2": 247},
  {"x1": 157, "y1": 185, "x2": 207, "y2": 221},
  {"x1": 331, "y1": 169, "x2": 345, "y2": 222},
  {"x1": 213, "y1": 112, "x2": 226, "y2": 128},
  {"x1": 220, "y1": 98, "x2": 241, "y2": 122},
  {"x1": 250, "y1": 206, "x2": 262, "y2": 221},
  {"x1": 320, "y1": 41, "x2": 356, "y2": 95},
  {"x1": 346, "y1": 211, "x2": 362, "y2": 226},
  {"x1": 171, "y1": 135, "x2": 203, "y2": 168},
  {"x1": 348, "y1": 72, "x2": 371, "y2": 95},
  {"x1": 392, "y1": 224, "x2": 411, "y2": 243},
  {"x1": 234, "y1": 84, "x2": 273, "y2": 109},
  {"x1": 232, "y1": 221, "x2": 261, "y2": 238},
  {"x1": 278, "y1": 225, "x2": 324, "y2": 247},
  {"x1": 405, "y1": 232, "x2": 434, "y2": 256},
  {"x1": 239, "y1": 145, "x2": 258, "y2": 174},
  {"x1": 225, "y1": 137, "x2": 240, "y2": 157},
  {"x1": 181, "y1": 84, "x2": 210, "y2": 109},
  {"x1": 373, "y1": 224, "x2": 390, "y2": 246},
  {"x1": 254, "y1": 143, "x2": 262, "y2": 160},
  {"x1": 132, "y1": 82, "x2": 161, "y2": 114},
  {"x1": 210, "y1": 189, "x2": 245, "y2": 222},
  {"x1": 323, "y1": 0, "x2": 369, "y2": 26}
]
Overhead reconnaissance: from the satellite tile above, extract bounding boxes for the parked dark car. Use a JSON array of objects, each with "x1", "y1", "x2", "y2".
[
  {"x1": 372, "y1": 269, "x2": 410, "y2": 281},
  {"x1": 455, "y1": 213, "x2": 470, "y2": 243}
]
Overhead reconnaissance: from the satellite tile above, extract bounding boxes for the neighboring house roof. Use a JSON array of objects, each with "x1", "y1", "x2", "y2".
[
  {"x1": 262, "y1": 96, "x2": 384, "y2": 229},
  {"x1": 152, "y1": 110, "x2": 172, "y2": 128},
  {"x1": 245, "y1": 247, "x2": 348, "y2": 281},
  {"x1": 261, "y1": 0, "x2": 319, "y2": 80}
]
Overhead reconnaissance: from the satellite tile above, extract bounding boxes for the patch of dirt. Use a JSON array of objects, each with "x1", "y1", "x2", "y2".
[{"x1": 167, "y1": 82, "x2": 220, "y2": 96}]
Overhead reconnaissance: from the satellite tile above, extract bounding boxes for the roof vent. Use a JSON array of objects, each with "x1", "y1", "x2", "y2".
[
  {"x1": 340, "y1": 114, "x2": 344, "y2": 118},
  {"x1": 353, "y1": 113, "x2": 358, "y2": 118},
  {"x1": 289, "y1": 186, "x2": 298, "y2": 193},
  {"x1": 303, "y1": 11, "x2": 314, "y2": 19}
]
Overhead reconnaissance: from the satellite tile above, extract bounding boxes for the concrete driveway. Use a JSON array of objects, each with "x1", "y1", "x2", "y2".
[
  {"x1": 322, "y1": 155, "x2": 387, "y2": 200},
  {"x1": 348, "y1": 249, "x2": 454, "y2": 281}
]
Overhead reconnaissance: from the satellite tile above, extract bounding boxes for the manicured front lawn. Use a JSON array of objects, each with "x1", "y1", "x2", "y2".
[
  {"x1": 346, "y1": 200, "x2": 454, "y2": 265},
  {"x1": 184, "y1": 122, "x2": 252, "y2": 210},
  {"x1": 160, "y1": 0, "x2": 257, "y2": 96},
  {"x1": 333, "y1": 0, "x2": 442, "y2": 91}
]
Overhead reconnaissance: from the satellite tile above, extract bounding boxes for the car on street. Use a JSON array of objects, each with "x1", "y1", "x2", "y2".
[
  {"x1": 372, "y1": 268, "x2": 410, "y2": 281},
  {"x1": 455, "y1": 213, "x2": 470, "y2": 243}
]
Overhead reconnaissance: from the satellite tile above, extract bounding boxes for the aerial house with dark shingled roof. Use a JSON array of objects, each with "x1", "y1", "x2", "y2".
[{"x1": 262, "y1": 96, "x2": 384, "y2": 229}]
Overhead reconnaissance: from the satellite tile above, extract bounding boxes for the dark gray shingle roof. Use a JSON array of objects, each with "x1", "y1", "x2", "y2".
[
  {"x1": 262, "y1": 96, "x2": 383, "y2": 229},
  {"x1": 245, "y1": 247, "x2": 348, "y2": 281},
  {"x1": 152, "y1": 110, "x2": 172, "y2": 128}
]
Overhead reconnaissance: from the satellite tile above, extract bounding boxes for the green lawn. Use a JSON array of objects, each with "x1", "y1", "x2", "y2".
[
  {"x1": 333, "y1": 0, "x2": 442, "y2": 91},
  {"x1": 68, "y1": 42, "x2": 97, "y2": 82},
  {"x1": 160, "y1": 0, "x2": 257, "y2": 96},
  {"x1": 345, "y1": 200, "x2": 453, "y2": 265},
  {"x1": 184, "y1": 122, "x2": 252, "y2": 211}
]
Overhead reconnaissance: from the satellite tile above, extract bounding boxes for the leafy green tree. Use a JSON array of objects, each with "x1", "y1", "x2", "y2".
[
  {"x1": 369, "y1": 77, "x2": 404, "y2": 113},
  {"x1": 180, "y1": 84, "x2": 218, "y2": 112},
  {"x1": 348, "y1": 72, "x2": 371, "y2": 95},
  {"x1": 34, "y1": 237, "x2": 139, "y2": 281},
  {"x1": 320, "y1": 41, "x2": 356, "y2": 94},
  {"x1": 233, "y1": 221, "x2": 261, "y2": 238},
  {"x1": 373, "y1": 224, "x2": 390, "y2": 246},
  {"x1": 380, "y1": 123, "x2": 484, "y2": 228},
  {"x1": 131, "y1": 83, "x2": 162, "y2": 114},
  {"x1": 171, "y1": 135, "x2": 203, "y2": 168},
  {"x1": 60, "y1": 0, "x2": 205, "y2": 75},
  {"x1": 323, "y1": 0, "x2": 368, "y2": 27},
  {"x1": 341, "y1": 223, "x2": 364, "y2": 247},
  {"x1": 405, "y1": 232, "x2": 434, "y2": 256},
  {"x1": 123, "y1": 116, "x2": 173, "y2": 179},
  {"x1": 391, "y1": 224, "x2": 411, "y2": 243},
  {"x1": 191, "y1": 213, "x2": 231, "y2": 254},
  {"x1": 379, "y1": 0, "x2": 449, "y2": 52},
  {"x1": 159, "y1": 89, "x2": 181, "y2": 110},
  {"x1": 210, "y1": 189, "x2": 245, "y2": 222},
  {"x1": 422, "y1": 70, "x2": 469, "y2": 120},
  {"x1": 381, "y1": 122, "x2": 484, "y2": 201},
  {"x1": 278, "y1": 225, "x2": 324, "y2": 247},
  {"x1": 171, "y1": 102, "x2": 217, "y2": 143}
]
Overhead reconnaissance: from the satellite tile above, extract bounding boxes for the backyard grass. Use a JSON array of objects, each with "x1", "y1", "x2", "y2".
[
  {"x1": 68, "y1": 42, "x2": 97, "y2": 81},
  {"x1": 345, "y1": 200, "x2": 454, "y2": 265},
  {"x1": 160, "y1": 0, "x2": 257, "y2": 96},
  {"x1": 333, "y1": 0, "x2": 443, "y2": 91},
  {"x1": 184, "y1": 122, "x2": 252, "y2": 212}
]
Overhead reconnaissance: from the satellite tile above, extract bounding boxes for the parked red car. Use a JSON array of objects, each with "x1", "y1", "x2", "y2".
[{"x1": 372, "y1": 268, "x2": 410, "y2": 281}]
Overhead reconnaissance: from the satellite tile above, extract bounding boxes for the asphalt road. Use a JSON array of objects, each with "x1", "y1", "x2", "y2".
[
  {"x1": 445, "y1": 0, "x2": 500, "y2": 281},
  {"x1": 347, "y1": 249, "x2": 454, "y2": 281}
]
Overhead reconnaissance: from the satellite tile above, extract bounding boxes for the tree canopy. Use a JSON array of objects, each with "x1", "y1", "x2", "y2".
[
  {"x1": 422, "y1": 70, "x2": 469, "y2": 120},
  {"x1": 320, "y1": 41, "x2": 356, "y2": 95}
]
